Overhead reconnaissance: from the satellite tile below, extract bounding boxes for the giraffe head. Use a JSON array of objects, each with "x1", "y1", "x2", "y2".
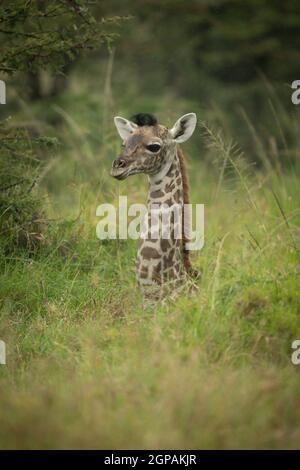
[{"x1": 111, "y1": 113, "x2": 197, "y2": 180}]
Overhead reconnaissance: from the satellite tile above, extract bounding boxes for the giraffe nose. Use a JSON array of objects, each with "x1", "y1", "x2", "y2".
[{"x1": 113, "y1": 157, "x2": 127, "y2": 169}]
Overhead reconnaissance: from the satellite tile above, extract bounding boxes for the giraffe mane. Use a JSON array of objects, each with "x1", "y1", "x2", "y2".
[
  {"x1": 130, "y1": 113, "x2": 158, "y2": 127},
  {"x1": 176, "y1": 145, "x2": 195, "y2": 276}
]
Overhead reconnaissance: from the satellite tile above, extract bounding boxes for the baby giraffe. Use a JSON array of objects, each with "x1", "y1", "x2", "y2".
[{"x1": 111, "y1": 112, "x2": 197, "y2": 300}]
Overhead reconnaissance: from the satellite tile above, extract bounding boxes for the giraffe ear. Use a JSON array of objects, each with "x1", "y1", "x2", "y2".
[
  {"x1": 170, "y1": 113, "x2": 197, "y2": 143},
  {"x1": 114, "y1": 116, "x2": 138, "y2": 140}
]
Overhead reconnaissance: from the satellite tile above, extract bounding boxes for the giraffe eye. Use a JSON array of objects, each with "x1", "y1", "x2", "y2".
[{"x1": 146, "y1": 144, "x2": 161, "y2": 153}]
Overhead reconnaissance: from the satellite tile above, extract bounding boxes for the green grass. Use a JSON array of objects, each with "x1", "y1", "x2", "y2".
[
  {"x1": 0, "y1": 80, "x2": 300, "y2": 449},
  {"x1": 1, "y1": 168, "x2": 299, "y2": 448}
]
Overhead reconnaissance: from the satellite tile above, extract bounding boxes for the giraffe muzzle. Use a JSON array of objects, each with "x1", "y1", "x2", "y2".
[{"x1": 111, "y1": 157, "x2": 130, "y2": 179}]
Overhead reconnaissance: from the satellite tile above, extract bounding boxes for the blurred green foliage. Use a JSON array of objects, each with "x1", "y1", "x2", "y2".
[
  {"x1": 0, "y1": 0, "x2": 122, "y2": 75},
  {"x1": 0, "y1": 0, "x2": 125, "y2": 253},
  {"x1": 98, "y1": 0, "x2": 300, "y2": 156},
  {"x1": 0, "y1": 1, "x2": 300, "y2": 449}
]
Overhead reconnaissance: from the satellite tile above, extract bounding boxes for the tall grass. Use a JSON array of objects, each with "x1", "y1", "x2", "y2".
[{"x1": 0, "y1": 71, "x2": 299, "y2": 449}]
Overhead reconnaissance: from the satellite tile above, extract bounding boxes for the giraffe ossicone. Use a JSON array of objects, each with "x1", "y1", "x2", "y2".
[{"x1": 111, "y1": 112, "x2": 198, "y2": 300}]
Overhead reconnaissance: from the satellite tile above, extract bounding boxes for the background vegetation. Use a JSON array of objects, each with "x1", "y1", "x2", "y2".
[{"x1": 0, "y1": 0, "x2": 299, "y2": 449}]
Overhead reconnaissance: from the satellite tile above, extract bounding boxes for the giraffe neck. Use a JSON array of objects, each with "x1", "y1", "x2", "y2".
[
  {"x1": 148, "y1": 147, "x2": 183, "y2": 207},
  {"x1": 136, "y1": 146, "x2": 185, "y2": 294},
  {"x1": 148, "y1": 146, "x2": 177, "y2": 189}
]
